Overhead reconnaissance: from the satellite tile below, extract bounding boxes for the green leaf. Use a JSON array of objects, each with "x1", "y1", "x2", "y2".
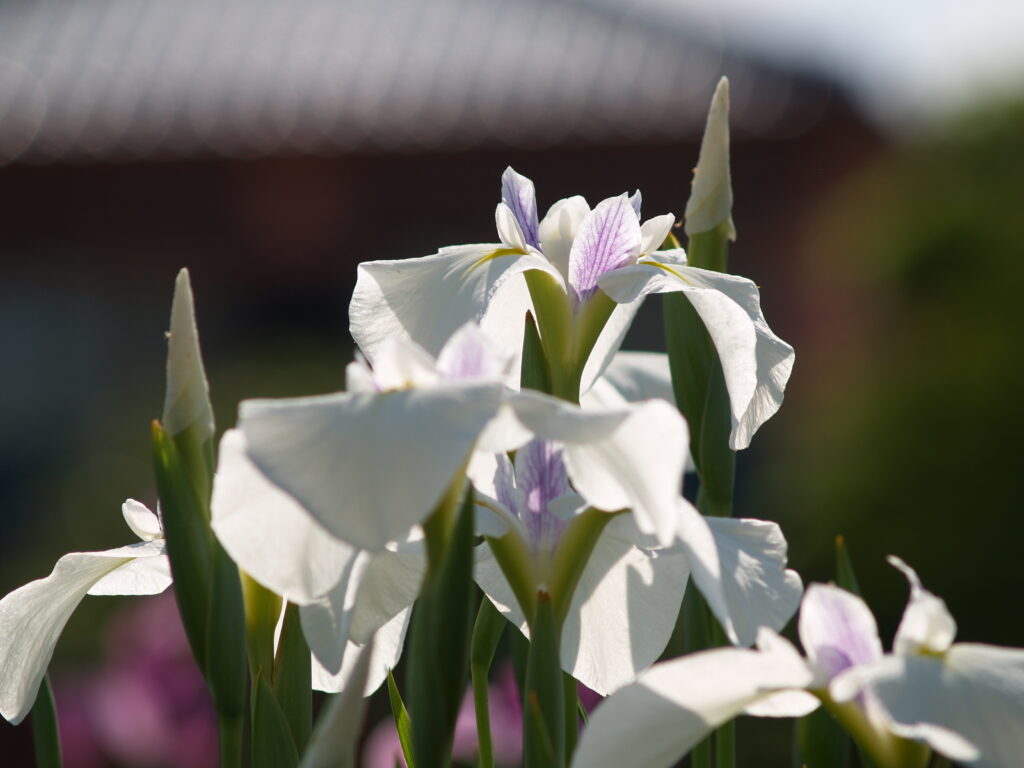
[
  {"x1": 252, "y1": 673, "x2": 299, "y2": 768},
  {"x1": 151, "y1": 420, "x2": 213, "y2": 669},
  {"x1": 407, "y1": 486, "x2": 476, "y2": 768},
  {"x1": 471, "y1": 598, "x2": 506, "y2": 768},
  {"x1": 835, "y1": 535, "x2": 862, "y2": 596},
  {"x1": 30, "y1": 676, "x2": 62, "y2": 768},
  {"x1": 206, "y1": 541, "x2": 247, "y2": 721},
  {"x1": 274, "y1": 603, "x2": 313, "y2": 753},
  {"x1": 520, "y1": 312, "x2": 551, "y2": 393},
  {"x1": 796, "y1": 706, "x2": 852, "y2": 768},
  {"x1": 524, "y1": 593, "x2": 564, "y2": 768},
  {"x1": 387, "y1": 670, "x2": 415, "y2": 768}
]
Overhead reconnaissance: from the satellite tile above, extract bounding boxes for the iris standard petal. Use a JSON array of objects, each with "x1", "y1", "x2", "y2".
[
  {"x1": 240, "y1": 383, "x2": 503, "y2": 551},
  {"x1": 538, "y1": 195, "x2": 590, "y2": 280},
  {"x1": 568, "y1": 194, "x2": 643, "y2": 304},
  {"x1": 888, "y1": 556, "x2": 957, "y2": 656},
  {"x1": 798, "y1": 583, "x2": 884, "y2": 685},
  {"x1": 211, "y1": 429, "x2": 357, "y2": 605},
  {"x1": 501, "y1": 167, "x2": 540, "y2": 249}
]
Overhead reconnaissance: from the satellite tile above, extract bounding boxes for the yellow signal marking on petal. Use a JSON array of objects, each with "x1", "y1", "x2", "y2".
[
  {"x1": 638, "y1": 258, "x2": 696, "y2": 287},
  {"x1": 468, "y1": 247, "x2": 526, "y2": 273}
]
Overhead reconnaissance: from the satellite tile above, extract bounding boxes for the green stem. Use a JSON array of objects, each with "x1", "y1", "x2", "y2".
[
  {"x1": 524, "y1": 594, "x2": 564, "y2": 768},
  {"x1": 471, "y1": 599, "x2": 506, "y2": 768},
  {"x1": 486, "y1": 531, "x2": 537, "y2": 625},
  {"x1": 562, "y1": 672, "x2": 579, "y2": 762},
  {"x1": 217, "y1": 713, "x2": 244, "y2": 768},
  {"x1": 31, "y1": 676, "x2": 62, "y2": 768}
]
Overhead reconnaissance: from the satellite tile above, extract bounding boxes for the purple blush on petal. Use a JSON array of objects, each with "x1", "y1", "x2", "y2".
[
  {"x1": 501, "y1": 167, "x2": 540, "y2": 249},
  {"x1": 802, "y1": 586, "x2": 883, "y2": 682},
  {"x1": 515, "y1": 440, "x2": 571, "y2": 553},
  {"x1": 567, "y1": 194, "x2": 642, "y2": 304}
]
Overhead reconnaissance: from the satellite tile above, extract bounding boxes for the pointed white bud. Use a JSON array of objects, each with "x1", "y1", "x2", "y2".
[
  {"x1": 162, "y1": 268, "x2": 214, "y2": 441},
  {"x1": 685, "y1": 77, "x2": 736, "y2": 240}
]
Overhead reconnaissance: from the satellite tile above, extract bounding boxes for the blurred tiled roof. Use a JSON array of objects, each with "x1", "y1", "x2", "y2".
[{"x1": 0, "y1": 0, "x2": 826, "y2": 163}]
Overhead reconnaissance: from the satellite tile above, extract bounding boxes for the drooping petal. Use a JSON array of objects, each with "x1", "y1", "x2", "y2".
[
  {"x1": 701, "y1": 518, "x2": 803, "y2": 646},
  {"x1": 599, "y1": 252, "x2": 793, "y2": 450},
  {"x1": 87, "y1": 549, "x2": 171, "y2": 596},
  {"x1": 501, "y1": 167, "x2": 540, "y2": 250},
  {"x1": 350, "y1": 245, "x2": 564, "y2": 386},
  {"x1": 507, "y1": 391, "x2": 688, "y2": 546},
  {"x1": 162, "y1": 268, "x2": 215, "y2": 442},
  {"x1": 240, "y1": 382, "x2": 503, "y2": 551},
  {"x1": 0, "y1": 541, "x2": 169, "y2": 724},
  {"x1": 570, "y1": 631, "x2": 813, "y2": 768},
  {"x1": 798, "y1": 583, "x2": 883, "y2": 685},
  {"x1": 567, "y1": 194, "x2": 643, "y2": 304},
  {"x1": 121, "y1": 499, "x2": 163, "y2": 541},
  {"x1": 300, "y1": 552, "x2": 373, "y2": 675},
  {"x1": 538, "y1": 195, "x2": 590, "y2": 279},
  {"x1": 685, "y1": 77, "x2": 736, "y2": 241},
  {"x1": 311, "y1": 608, "x2": 411, "y2": 698},
  {"x1": 833, "y1": 643, "x2": 1024, "y2": 766},
  {"x1": 211, "y1": 429, "x2": 357, "y2": 604},
  {"x1": 347, "y1": 547, "x2": 425, "y2": 645},
  {"x1": 888, "y1": 556, "x2": 957, "y2": 656},
  {"x1": 475, "y1": 515, "x2": 689, "y2": 696}
]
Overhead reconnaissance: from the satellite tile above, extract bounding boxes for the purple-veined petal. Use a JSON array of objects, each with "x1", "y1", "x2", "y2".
[
  {"x1": 629, "y1": 190, "x2": 642, "y2": 218},
  {"x1": 467, "y1": 451, "x2": 524, "y2": 539},
  {"x1": 799, "y1": 583, "x2": 883, "y2": 685},
  {"x1": 501, "y1": 167, "x2": 540, "y2": 249},
  {"x1": 350, "y1": 244, "x2": 564, "y2": 388},
  {"x1": 539, "y1": 195, "x2": 590, "y2": 279},
  {"x1": 889, "y1": 556, "x2": 957, "y2": 656},
  {"x1": 568, "y1": 194, "x2": 643, "y2": 304},
  {"x1": 514, "y1": 440, "x2": 572, "y2": 554}
]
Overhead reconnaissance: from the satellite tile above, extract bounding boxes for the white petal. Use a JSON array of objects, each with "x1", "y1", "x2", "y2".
[
  {"x1": 834, "y1": 644, "x2": 1024, "y2": 766},
  {"x1": 584, "y1": 351, "x2": 675, "y2": 406},
  {"x1": 369, "y1": 336, "x2": 442, "y2": 390},
  {"x1": 495, "y1": 202, "x2": 530, "y2": 252},
  {"x1": 561, "y1": 517, "x2": 690, "y2": 695},
  {"x1": 467, "y1": 451, "x2": 524, "y2": 539},
  {"x1": 240, "y1": 383, "x2": 503, "y2": 551},
  {"x1": 121, "y1": 498, "x2": 163, "y2": 541},
  {"x1": 300, "y1": 552, "x2": 372, "y2": 675},
  {"x1": 578, "y1": 298, "x2": 645, "y2": 396},
  {"x1": 703, "y1": 518, "x2": 802, "y2": 646},
  {"x1": 474, "y1": 517, "x2": 688, "y2": 696},
  {"x1": 508, "y1": 391, "x2": 688, "y2": 546},
  {"x1": 347, "y1": 548, "x2": 425, "y2": 645},
  {"x1": 435, "y1": 322, "x2": 512, "y2": 383},
  {"x1": 211, "y1": 430, "x2": 357, "y2": 604},
  {"x1": 87, "y1": 549, "x2": 171, "y2": 596},
  {"x1": 888, "y1": 556, "x2": 957, "y2": 656},
  {"x1": 301, "y1": 636, "x2": 376, "y2": 768},
  {"x1": 599, "y1": 255, "x2": 793, "y2": 450},
  {"x1": 640, "y1": 214, "x2": 676, "y2": 256},
  {"x1": 0, "y1": 543, "x2": 168, "y2": 724},
  {"x1": 685, "y1": 77, "x2": 735, "y2": 240},
  {"x1": 311, "y1": 608, "x2": 411, "y2": 698},
  {"x1": 162, "y1": 268, "x2": 214, "y2": 442},
  {"x1": 798, "y1": 583, "x2": 883, "y2": 686},
  {"x1": 350, "y1": 244, "x2": 564, "y2": 387},
  {"x1": 571, "y1": 632, "x2": 813, "y2": 768},
  {"x1": 538, "y1": 195, "x2": 590, "y2": 279}
]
